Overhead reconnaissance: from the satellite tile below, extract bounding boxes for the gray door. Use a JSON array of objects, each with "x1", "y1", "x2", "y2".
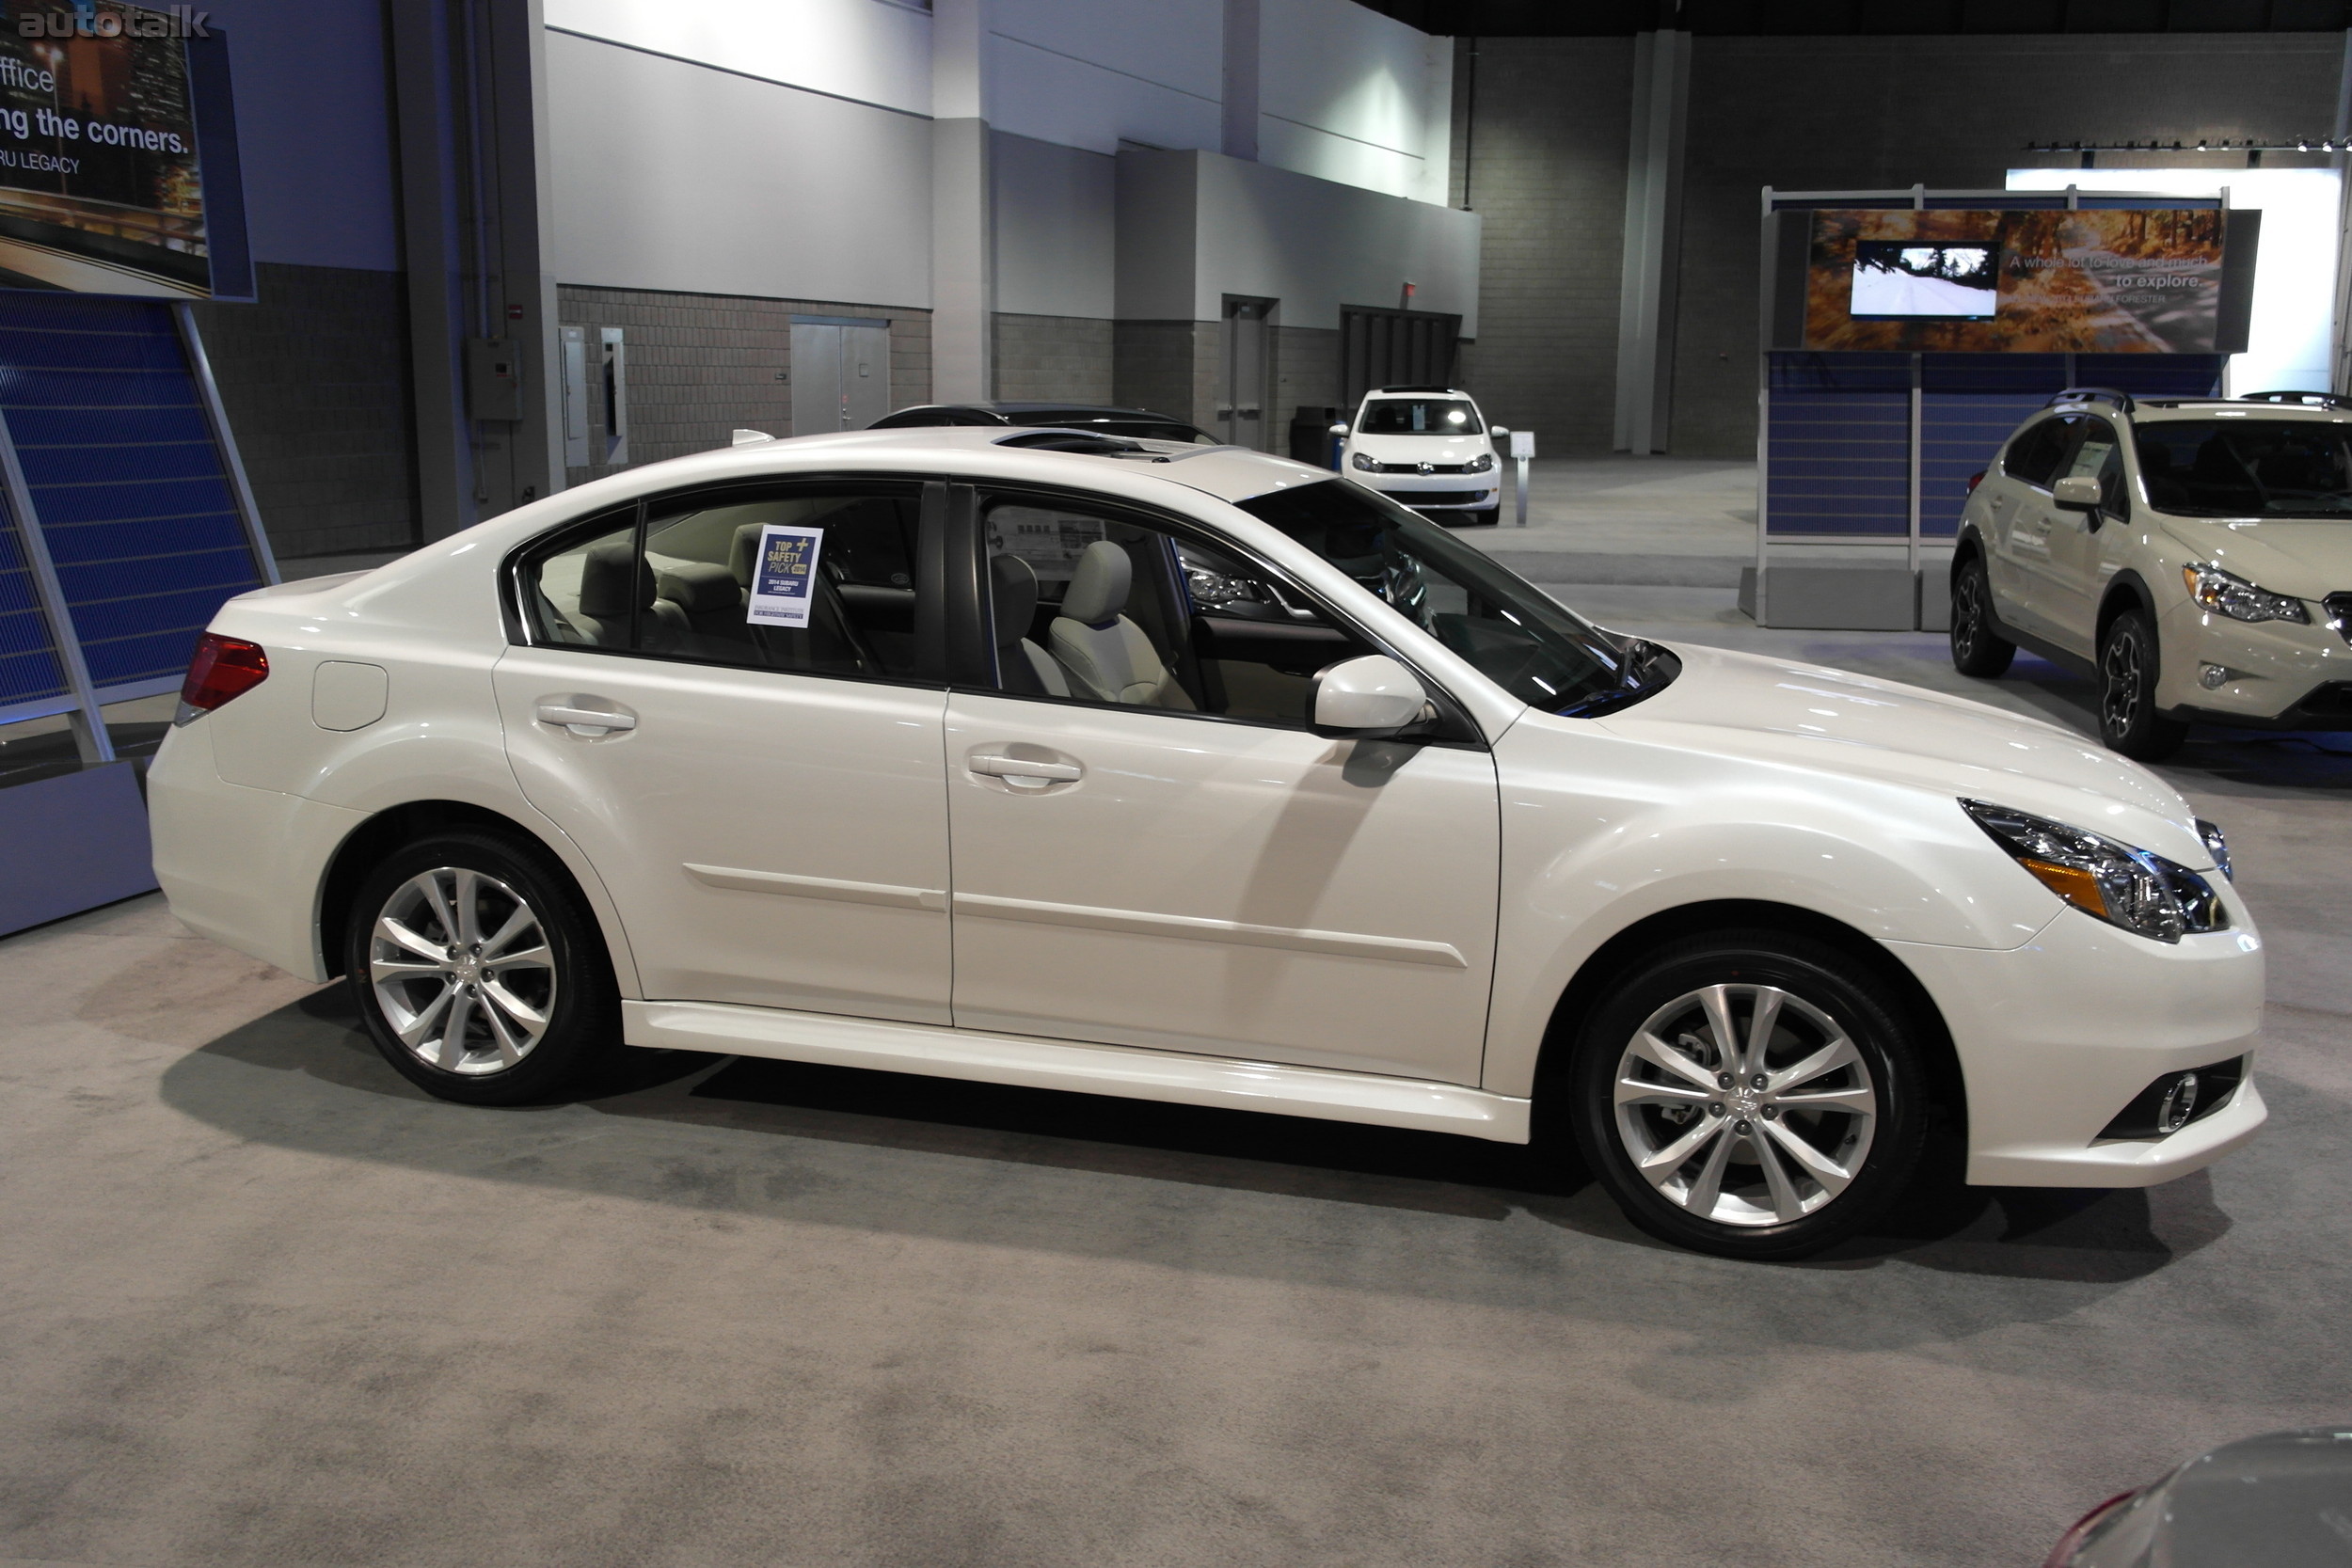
[
  {"x1": 791, "y1": 323, "x2": 844, "y2": 436},
  {"x1": 1221, "y1": 298, "x2": 1270, "y2": 451},
  {"x1": 844, "y1": 325, "x2": 890, "y2": 430}
]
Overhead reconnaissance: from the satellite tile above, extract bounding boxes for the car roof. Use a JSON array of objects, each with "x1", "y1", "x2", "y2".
[
  {"x1": 1361, "y1": 387, "x2": 1471, "y2": 401},
  {"x1": 886, "y1": 402, "x2": 1196, "y2": 420}
]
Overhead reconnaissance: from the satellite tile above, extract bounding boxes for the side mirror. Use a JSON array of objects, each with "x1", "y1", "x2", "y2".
[
  {"x1": 2051, "y1": 475, "x2": 2101, "y2": 511},
  {"x1": 1311, "y1": 654, "x2": 1429, "y2": 734},
  {"x1": 1490, "y1": 424, "x2": 1511, "y2": 437},
  {"x1": 1327, "y1": 422, "x2": 1349, "y2": 436}
]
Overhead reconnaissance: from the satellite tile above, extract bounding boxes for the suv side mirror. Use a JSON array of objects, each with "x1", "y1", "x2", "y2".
[
  {"x1": 2051, "y1": 475, "x2": 2102, "y2": 511},
  {"x1": 1312, "y1": 654, "x2": 1429, "y2": 734}
]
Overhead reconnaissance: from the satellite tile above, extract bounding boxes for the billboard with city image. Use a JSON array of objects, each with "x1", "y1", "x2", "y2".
[
  {"x1": 1804, "y1": 207, "x2": 2242, "y2": 353},
  {"x1": 0, "y1": 2, "x2": 238, "y2": 298}
]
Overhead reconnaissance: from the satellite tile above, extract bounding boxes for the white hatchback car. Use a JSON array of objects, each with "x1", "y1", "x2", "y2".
[
  {"x1": 1336, "y1": 386, "x2": 1503, "y2": 525},
  {"x1": 150, "y1": 427, "x2": 2265, "y2": 1259}
]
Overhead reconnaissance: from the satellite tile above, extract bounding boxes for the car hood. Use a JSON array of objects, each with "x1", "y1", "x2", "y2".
[
  {"x1": 1349, "y1": 432, "x2": 1492, "y2": 465},
  {"x1": 1591, "y1": 642, "x2": 2211, "y2": 863},
  {"x1": 2155, "y1": 514, "x2": 2352, "y2": 599}
]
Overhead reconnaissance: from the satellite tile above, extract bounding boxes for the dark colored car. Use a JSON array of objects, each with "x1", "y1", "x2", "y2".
[
  {"x1": 2045, "y1": 1428, "x2": 2352, "y2": 1566},
  {"x1": 866, "y1": 402, "x2": 1218, "y2": 445}
]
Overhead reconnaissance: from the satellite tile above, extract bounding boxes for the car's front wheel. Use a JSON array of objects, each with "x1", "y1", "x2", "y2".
[
  {"x1": 2098, "y1": 609, "x2": 2188, "y2": 761},
  {"x1": 1569, "y1": 930, "x2": 1929, "y2": 1260},
  {"x1": 345, "y1": 829, "x2": 620, "y2": 1105},
  {"x1": 1948, "y1": 554, "x2": 2015, "y2": 677}
]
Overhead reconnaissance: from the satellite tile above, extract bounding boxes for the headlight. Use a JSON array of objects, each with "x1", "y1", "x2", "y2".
[
  {"x1": 2196, "y1": 817, "x2": 2233, "y2": 881},
  {"x1": 1350, "y1": 451, "x2": 1377, "y2": 471},
  {"x1": 2183, "y1": 562, "x2": 2309, "y2": 624},
  {"x1": 1960, "y1": 799, "x2": 2227, "y2": 943},
  {"x1": 1465, "y1": 452, "x2": 1495, "y2": 473}
]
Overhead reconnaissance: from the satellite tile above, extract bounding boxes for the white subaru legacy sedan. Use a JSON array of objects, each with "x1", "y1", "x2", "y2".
[{"x1": 149, "y1": 426, "x2": 2265, "y2": 1259}]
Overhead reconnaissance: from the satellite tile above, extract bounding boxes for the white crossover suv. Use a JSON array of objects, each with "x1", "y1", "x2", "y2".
[
  {"x1": 150, "y1": 426, "x2": 2265, "y2": 1260},
  {"x1": 1950, "y1": 388, "x2": 2352, "y2": 759},
  {"x1": 1335, "y1": 386, "x2": 1503, "y2": 525}
]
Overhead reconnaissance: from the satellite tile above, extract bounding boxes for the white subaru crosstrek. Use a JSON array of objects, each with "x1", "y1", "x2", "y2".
[
  {"x1": 1951, "y1": 388, "x2": 2352, "y2": 759},
  {"x1": 1335, "y1": 386, "x2": 1503, "y2": 525},
  {"x1": 150, "y1": 426, "x2": 2265, "y2": 1260}
]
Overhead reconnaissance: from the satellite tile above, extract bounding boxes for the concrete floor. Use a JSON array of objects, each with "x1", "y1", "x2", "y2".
[{"x1": 4, "y1": 461, "x2": 2349, "y2": 1568}]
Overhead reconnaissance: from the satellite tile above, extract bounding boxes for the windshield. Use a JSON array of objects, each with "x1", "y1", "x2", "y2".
[
  {"x1": 2136, "y1": 420, "x2": 2352, "y2": 518},
  {"x1": 1358, "y1": 399, "x2": 1483, "y2": 436},
  {"x1": 1234, "y1": 480, "x2": 1675, "y2": 715}
]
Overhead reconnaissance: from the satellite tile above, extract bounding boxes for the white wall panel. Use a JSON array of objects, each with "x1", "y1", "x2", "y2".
[
  {"x1": 1258, "y1": 0, "x2": 1449, "y2": 202},
  {"x1": 993, "y1": 132, "x2": 1117, "y2": 319},
  {"x1": 984, "y1": 31, "x2": 1221, "y2": 154},
  {"x1": 987, "y1": 0, "x2": 1221, "y2": 103},
  {"x1": 547, "y1": 32, "x2": 932, "y2": 307},
  {"x1": 546, "y1": 0, "x2": 932, "y2": 116}
]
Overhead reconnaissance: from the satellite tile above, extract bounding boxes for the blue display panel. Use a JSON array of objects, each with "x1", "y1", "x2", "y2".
[
  {"x1": 0, "y1": 486, "x2": 66, "y2": 708},
  {"x1": 1766, "y1": 353, "x2": 1910, "y2": 536},
  {"x1": 0, "y1": 294, "x2": 262, "y2": 691}
]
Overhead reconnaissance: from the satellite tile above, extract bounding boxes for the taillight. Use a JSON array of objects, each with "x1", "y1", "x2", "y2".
[
  {"x1": 1966, "y1": 470, "x2": 1986, "y2": 493},
  {"x1": 179, "y1": 632, "x2": 268, "y2": 718}
]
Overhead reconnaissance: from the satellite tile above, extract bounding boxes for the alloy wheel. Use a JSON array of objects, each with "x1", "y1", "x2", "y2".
[
  {"x1": 2101, "y1": 626, "x2": 2144, "y2": 737},
  {"x1": 1611, "y1": 983, "x2": 1879, "y2": 1227},
  {"x1": 1953, "y1": 572, "x2": 1986, "y2": 658},
  {"x1": 369, "y1": 866, "x2": 558, "y2": 1075}
]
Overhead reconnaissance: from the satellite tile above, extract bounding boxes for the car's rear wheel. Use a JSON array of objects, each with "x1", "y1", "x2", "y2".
[
  {"x1": 345, "y1": 830, "x2": 619, "y2": 1105},
  {"x1": 1568, "y1": 930, "x2": 1929, "y2": 1260},
  {"x1": 1948, "y1": 555, "x2": 2015, "y2": 677},
  {"x1": 2098, "y1": 609, "x2": 2187, "y2": 761}
]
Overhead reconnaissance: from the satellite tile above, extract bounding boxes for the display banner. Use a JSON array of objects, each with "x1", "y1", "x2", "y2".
[
  {"x1": 0, "y1": 2, "x2": 245, "y2": 298},
  {"x1": 1802, "y1": 208, "x2": 2247, "y2": 354}
]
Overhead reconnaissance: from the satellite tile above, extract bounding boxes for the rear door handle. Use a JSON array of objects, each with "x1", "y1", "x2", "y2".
[
  {"x1": 969, "y1": 753, "x2": 1082, "y2": 783},
  {"x1": 535, "y1": 699, "x2": 637, "y2": 736}
]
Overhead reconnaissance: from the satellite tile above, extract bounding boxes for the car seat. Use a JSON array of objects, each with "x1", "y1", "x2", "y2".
[
  {"x1": 989, "y1": 554, "x2": 1070, "y2": 696},
  {"x1": 568, "y1": 541, "x2": 687, "y2": 648},
  {"x1": 1049, "y1": 540, "x2": 1193, "y2": 708}
]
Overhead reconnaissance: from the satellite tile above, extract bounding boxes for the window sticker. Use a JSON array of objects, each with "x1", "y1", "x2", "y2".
[{"x1": 746, "y1": 524, "x2": 825, "y2": 627}]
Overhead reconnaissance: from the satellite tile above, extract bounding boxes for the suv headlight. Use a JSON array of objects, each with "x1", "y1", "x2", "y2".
[
  {"x1": 1466, "y1": 452, "x2": 1495, "y2": 473},
  {"x1": 1961, "y1": 799, "x2": 2228, "y2": 943},
  {"x1": 1350, "y1": 451, "x2": 1378, "y2": 471},
  {"x1": 2183, "y1": 562, "x2": 2309, "y2": 624}
]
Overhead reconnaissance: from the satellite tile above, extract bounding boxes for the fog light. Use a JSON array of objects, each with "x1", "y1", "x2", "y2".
[
  {"x1": 2199, "y1": 663, "x2": 2228, "y2": 689},
  {"x1": 2157, "y1": 1071, "x2": 2202, "y2": 1133}
]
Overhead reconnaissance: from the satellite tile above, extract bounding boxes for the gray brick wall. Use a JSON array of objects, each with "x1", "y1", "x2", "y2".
[
  {"x1": 1273, "y1": 325, "x2": 1341, "y2": 459},
  {"x1": 1113, "y1": 320, "x2": 1206, "y2": 428},
  {"x1": 186, "y1": 262, "x2": 416, "y2": 562},
  {"x1": 1670, "y1": 33, "x2": 2344, "y2": 457},
  {"x1": 1448, "y1": 39, "x2": 1634, "y2": 456},
  {"x1": 555, "y1": 286, "x2": 931, "y2": 487},
  {"x1": 993, "y1": 313, "x2": 1114, "y2": 402}
]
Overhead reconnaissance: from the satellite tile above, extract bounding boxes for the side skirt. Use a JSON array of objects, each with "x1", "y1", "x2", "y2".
[{"x1": 623, "y1": 1000, "x2": 1533, "y2": 1143}]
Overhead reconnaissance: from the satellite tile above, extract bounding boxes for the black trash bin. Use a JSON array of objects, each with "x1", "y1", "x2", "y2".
[{"x1": 1289, "y1": 405, "x2": 1341, "y2": 467}]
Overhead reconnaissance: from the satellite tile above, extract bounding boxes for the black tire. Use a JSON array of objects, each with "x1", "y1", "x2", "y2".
[
  {"x1": 1567, "y1": 930, "x2": 1930, "y2": 1261},
  {"x1": 1948, "y1": 554, "x2": 2015, "y2": 678},
  {"x1": 2098, "y1": 609, "x2": 2188, "y2": 761},
  {"x1": 343, "y1": 829, "x2": 621, "y2": 1106},
  {"x1": 1466, "y1": 505, "x2": 1502, "y2": 528}
]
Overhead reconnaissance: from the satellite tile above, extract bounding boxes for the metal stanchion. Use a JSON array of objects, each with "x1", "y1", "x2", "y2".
[{"x1": 1510, "y1": 428, "x2": 1535, "y2": 526}]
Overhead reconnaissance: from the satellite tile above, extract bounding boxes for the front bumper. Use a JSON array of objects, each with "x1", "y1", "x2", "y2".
[
  {"x1": 1885, "y1": 900, "x2": 2266, "y2": 1187},
  {"x1": 1360, "y1": 474, "x2": 1501, "y2": 511},
  {"x1": 2154, "y1": 594, "x2": 2352, "y2": 727}
]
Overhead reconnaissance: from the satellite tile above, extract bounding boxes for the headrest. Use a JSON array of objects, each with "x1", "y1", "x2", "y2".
[
  {"x1": 990, "y1": 554, "x2": 1040, "y2": 646},
  {"x1": 657, "y1": 561, "x2": 740, "y2": 613},
  {"x1": 1060, "y1": 539, "x2": 1130, "y2": 626},
  {"x1": 576, "y1": 542, "x2": 647, "y2": 618},
  {"x1": 728, "y1": 523, "x2": 762, "y2": 588}
]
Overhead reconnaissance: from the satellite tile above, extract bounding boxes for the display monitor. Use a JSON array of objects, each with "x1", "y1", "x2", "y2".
[{"x1": 1849, "y1": 241, "x2": 1999, "y2": 320}]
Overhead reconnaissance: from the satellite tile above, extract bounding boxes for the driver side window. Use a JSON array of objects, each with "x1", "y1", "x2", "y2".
[{"x1": 977, "y1": 494, "x2": 1370, "y2": 726}]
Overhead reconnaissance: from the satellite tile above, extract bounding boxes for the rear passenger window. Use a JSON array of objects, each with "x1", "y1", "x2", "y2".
[
  {"x1": 517, "y1": 484, "x2": 936, "y2": 682},
  {"x1": 2002, "y1": 417, "x2": 2078, "y2": 488}
]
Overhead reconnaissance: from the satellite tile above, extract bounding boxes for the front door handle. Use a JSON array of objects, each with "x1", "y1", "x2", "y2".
[
  {"x1": 535, "y1": 699, "x2": 637, "y2": 736},
  {"x1": 968, "y1": 753, "x2": 1082, "y2": 784}
]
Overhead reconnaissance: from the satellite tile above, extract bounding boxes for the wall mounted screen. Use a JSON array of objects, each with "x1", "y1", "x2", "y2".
[
  {"x1": 1801, "y1": 208, "x2": 2250, "y2": 354},
  {"x1": 0, "y1": 5, "x2": 247, "y2": 299}
]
